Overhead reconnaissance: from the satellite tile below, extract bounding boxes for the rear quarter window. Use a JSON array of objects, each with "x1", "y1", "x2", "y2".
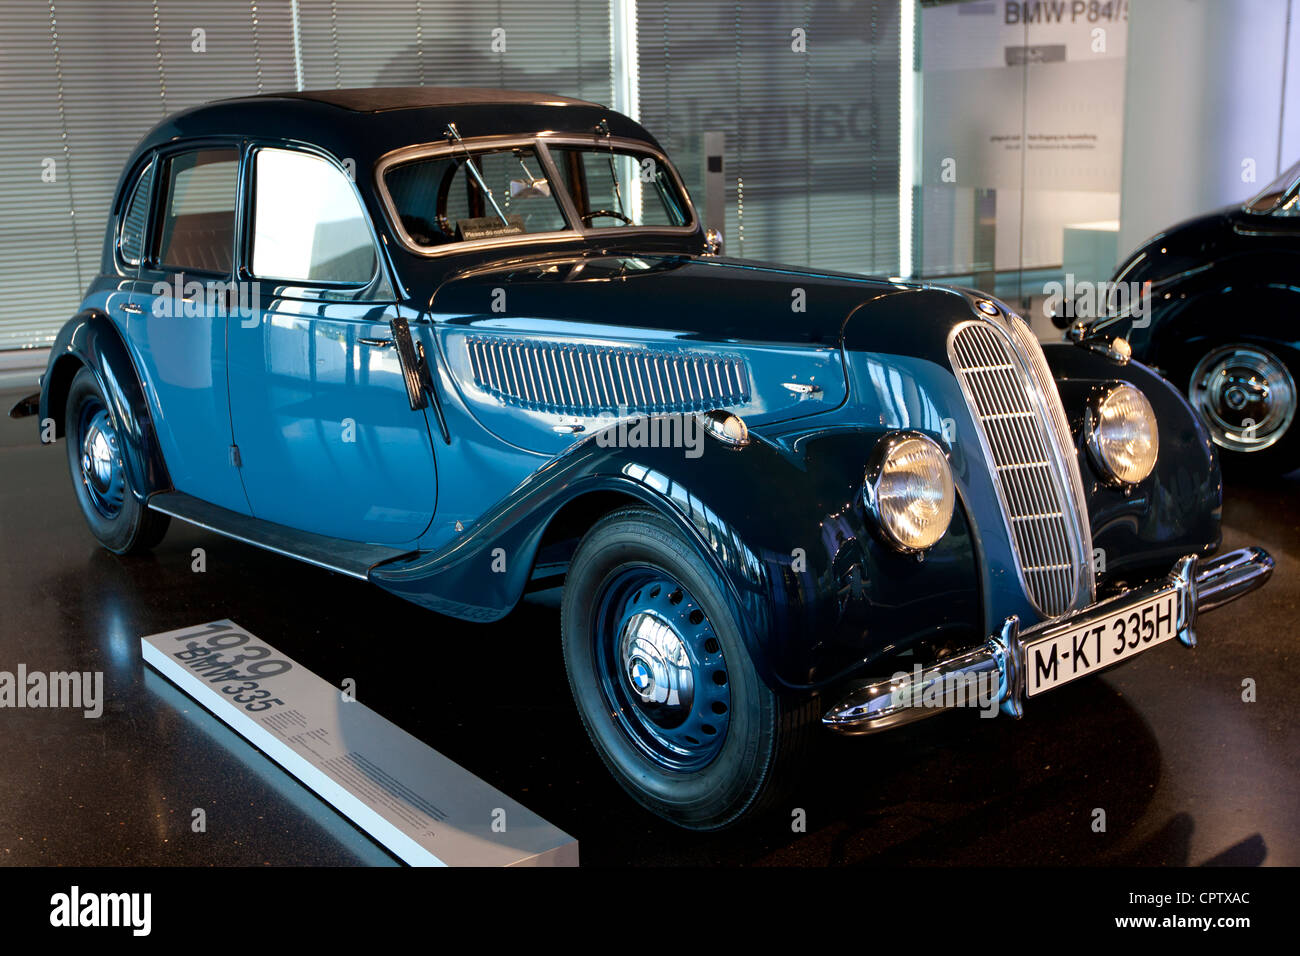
[{"x1": 155, "y1": 148, "x2": 239, "y2": 274}]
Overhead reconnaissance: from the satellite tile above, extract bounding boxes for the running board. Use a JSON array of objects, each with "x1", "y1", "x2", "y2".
[{"x1": 147, "y1": 491, "x2": 415, "y2": 580}]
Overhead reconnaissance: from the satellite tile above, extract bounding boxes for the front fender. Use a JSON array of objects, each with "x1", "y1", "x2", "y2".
[
  {"x1": 40, "y1": 309, "x2": 171, "y2": 502},
  {"x1": 369, "y1": 421, "x2": 983, "y2": 693},
  {"x1": 1045, "y1": 343, "x2": 1222, "y2": 581}
]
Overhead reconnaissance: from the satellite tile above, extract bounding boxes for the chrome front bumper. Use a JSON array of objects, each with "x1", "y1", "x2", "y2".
[{"x1": 822, "y1": 547, "x2": 1274, "y2": 735}]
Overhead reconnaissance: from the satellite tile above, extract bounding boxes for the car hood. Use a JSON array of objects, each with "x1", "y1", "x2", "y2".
[
  {"x1": 425, "y1": 252, "x2": 992, "y2": 454},
  {"x1": 428, "y1": 253, "x2": 904, "y2": 346}
]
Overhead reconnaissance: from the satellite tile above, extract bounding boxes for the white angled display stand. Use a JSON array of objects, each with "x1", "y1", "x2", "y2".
[{"x1": 142, "y1": 620, "x2": 578, "y2": 866}]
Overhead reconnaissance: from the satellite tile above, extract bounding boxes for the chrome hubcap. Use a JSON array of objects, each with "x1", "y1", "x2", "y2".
[
  {"x1": 78, "y1": 403, "x2": 125, "y2": 518},
  {"x1": 595, "y1": 568, "x2": 731, "y2": 771},
  {"x1": 620, "y1": 611, "x2": 695, "y2": 715},
  {"x1": 1190, "y1": 345, "x2": 1296, "y2": 453}
]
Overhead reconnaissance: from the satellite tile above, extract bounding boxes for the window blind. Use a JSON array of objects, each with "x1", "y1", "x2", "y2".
[
  {"x1": 635, "y1": 0, "x2": 902, "y2": 276},
  {"x1": 0, "y1": 0, "x2": 611, "y2": 352}
]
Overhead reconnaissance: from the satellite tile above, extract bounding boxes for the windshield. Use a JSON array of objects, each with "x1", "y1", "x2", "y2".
[
  {"x1": 382, "y1": 142, "x2": 692, "y2": 250},
  {"x1": 1245, "y1": 158, "x2": 1300, "y2": 213}
]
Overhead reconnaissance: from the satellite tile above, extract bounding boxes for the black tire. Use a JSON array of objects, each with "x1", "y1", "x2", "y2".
[
  {"x1": 65, "y1": 367, "x2": 170, "y2": 554},
  {"x1": 561, "y1": 506, "x2": 817, "y2": 830},
  {"x1": 1179, "y1": 341, "x2": 1300, "y2": 476}
]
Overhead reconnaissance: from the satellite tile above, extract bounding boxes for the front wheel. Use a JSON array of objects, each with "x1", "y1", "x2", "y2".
[
  {"x1": 561, "y1": 506, "x2": 815, "y2": 830},
  {"x1": 1185, "y1": 343, "x2": 1300, "y2": 474},
  {"x1": 65, "y1": 367, "x2": 170, "y2": 554}
]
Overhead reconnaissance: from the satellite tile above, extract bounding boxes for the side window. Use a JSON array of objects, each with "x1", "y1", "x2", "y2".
[
  {"x1": 156, "y1": 148, "x2": 239, "y2": 274},
  {"x1": 119, "y1": 160, "x2": 154, "y2": 266},
  {"x1": 252, "y1": 148, "x2": 377, "y2": 284}
]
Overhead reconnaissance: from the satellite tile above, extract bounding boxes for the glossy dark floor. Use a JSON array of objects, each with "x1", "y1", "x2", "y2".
[{"x1": 2, "y1": 384, "x2": 1296, "y2": 867}]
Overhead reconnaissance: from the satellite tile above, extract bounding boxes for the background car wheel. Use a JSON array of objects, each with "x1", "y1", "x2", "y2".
[
  {"x1": 1183, "y1": 343, "x2": 1300, "y2": 474},
  {"x1": 561, "y1": 506, "x2": 817, "y2": 830},
  {"x1": 65, "y1": 367, "x2": 170, "y2": 554}
]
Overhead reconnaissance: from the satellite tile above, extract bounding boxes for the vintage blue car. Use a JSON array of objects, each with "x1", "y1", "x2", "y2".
[{"x1": 11, "y1": 87, "x2": 1276, "y2": 830}]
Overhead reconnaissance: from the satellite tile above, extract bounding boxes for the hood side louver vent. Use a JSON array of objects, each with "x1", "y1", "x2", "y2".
[{"x1": 465, "y1": 337, "x2": 750, "y2": 416}]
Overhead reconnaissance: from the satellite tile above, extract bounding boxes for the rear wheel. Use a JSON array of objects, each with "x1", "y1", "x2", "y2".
[
  {"x1": 1186, "y1": 342, "x2": 1300, "y2": 474},
  {"x1": 561, "y1": 506, "x2": 816, "y2": 830},
  {"x1": 65, "y1": 367, "x2": 169, "y2": 554}
]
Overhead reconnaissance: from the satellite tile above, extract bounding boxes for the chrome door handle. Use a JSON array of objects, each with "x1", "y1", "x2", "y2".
[
  {"x1": 359, "y1": 337, "x2": 394, "y2": 348},
  {"x1": 121, "y1": 302, "x2": 144, "y2": 315}
]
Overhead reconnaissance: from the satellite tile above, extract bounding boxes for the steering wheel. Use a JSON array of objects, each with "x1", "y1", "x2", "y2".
[{"x1": 581, "y1": 209, "x2": 633, "y2": 225}]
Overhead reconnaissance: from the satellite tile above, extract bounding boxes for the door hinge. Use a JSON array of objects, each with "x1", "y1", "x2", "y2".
[{"x1": 229, "y1": 444, "x2": 242, "y2": 468}]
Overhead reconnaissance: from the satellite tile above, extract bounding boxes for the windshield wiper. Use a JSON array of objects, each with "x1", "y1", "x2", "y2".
[
  {"x1": 445, "y1": 122, "x2": 509, "y2": 226},
  {"x1": 596, "y1": 119, "x2": 626, "y2": 219}
]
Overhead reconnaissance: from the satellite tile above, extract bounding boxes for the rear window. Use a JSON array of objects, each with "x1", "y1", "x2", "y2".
[{"x1": 155, "y1": 148, "x2": 238, "y2": 274}]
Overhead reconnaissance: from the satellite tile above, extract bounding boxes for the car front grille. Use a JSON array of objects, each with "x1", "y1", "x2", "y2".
[
  {"x1": 465, "y1": 337, "x2": 750, "y2": 416},
  {"x1": 948, "y1": 318, "x2": 1094, "y2": 618}
]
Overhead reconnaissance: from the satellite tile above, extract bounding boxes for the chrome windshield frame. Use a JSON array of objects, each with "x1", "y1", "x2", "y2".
[{"x1": 373, "y1": 132, "x2": 700, "y2": 259}]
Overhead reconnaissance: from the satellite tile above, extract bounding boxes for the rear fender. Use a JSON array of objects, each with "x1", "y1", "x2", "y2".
[{"x1": 40, "y1": 309, "x2": 171, "y2": 502}]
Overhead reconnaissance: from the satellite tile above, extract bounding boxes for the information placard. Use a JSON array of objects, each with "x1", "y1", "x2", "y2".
[{"x1": 142, "y1": 620, "x2": 578, "y2": 867}]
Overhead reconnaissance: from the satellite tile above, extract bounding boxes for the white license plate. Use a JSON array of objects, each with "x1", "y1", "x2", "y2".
[{"x1": 1023, "y1": 590, "x2": 1180, "y2": 697}]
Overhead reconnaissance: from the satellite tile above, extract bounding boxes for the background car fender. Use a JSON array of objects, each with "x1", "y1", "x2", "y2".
[
  {"x1": 1142, "y1": 283, "x2": 1300, "y2": 385},
  {"x1": 39, "y1": 308, "x2": 172, "y2": 502}
]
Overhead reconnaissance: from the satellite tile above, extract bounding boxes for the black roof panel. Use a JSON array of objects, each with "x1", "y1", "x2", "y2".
[{"x1": 241, "y1": 86, "x2": 601, "y2": 112}]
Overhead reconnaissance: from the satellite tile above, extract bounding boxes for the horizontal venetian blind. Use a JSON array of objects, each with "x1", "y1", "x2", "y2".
[
  {"x1": 295, "y1": 0, "x2": 612, "y2": 106},
  {"x1": 0, "y1": 0, "x2": 294, "y2": 352},
  {"x1": 636, "y1": 0, "x2": 901, "y2": 276},
  {"x1": 0, "y1": 0, "x2": 611, "y2": 352}
]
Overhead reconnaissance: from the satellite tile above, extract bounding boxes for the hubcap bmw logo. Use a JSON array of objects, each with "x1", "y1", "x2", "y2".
[{"x1": 628, "y1": 658, "x2": 654, "y2": 694}]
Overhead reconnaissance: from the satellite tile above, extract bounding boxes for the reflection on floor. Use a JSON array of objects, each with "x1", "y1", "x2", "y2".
[{"x1": 1, "y1": 385, "x2": 1295, "y2": 866}]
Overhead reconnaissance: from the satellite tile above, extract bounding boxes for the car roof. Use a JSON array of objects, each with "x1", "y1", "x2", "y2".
[
  {"x1": 248, "y1": 86, "x2": 602, "y2": 112},
  {"x1": 129, "y1": 86, "x2": 656, "y2": 171}
]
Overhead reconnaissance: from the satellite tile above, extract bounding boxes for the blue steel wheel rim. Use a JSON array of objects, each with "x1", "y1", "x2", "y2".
[
  {"x1": 593, "y1": 566, "x2": 731, "y2": 772},
  {"x1": 77, "y1": 400, "x2": 125, "y2": 519}
]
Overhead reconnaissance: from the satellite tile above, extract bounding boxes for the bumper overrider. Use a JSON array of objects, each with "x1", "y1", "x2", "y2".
[{"x1": 823, "y1": 547, "x2": 1274, "y2": 735}]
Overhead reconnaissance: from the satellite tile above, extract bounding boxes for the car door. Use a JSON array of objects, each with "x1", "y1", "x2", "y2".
[
  {"x1": 128, "y1": 143, "x2": 250, "y2": 514},
  {"x1": 226, "y1": 144, "x2": 438, "y2": 545}
]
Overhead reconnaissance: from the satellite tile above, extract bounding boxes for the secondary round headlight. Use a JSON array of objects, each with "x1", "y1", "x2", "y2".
[
  {"x1": 864, "y1": 433, "x2": 956, "y2": 552},
  {"x1": 1087, "y1": 384, "x2": 1159, "y2": 484}
]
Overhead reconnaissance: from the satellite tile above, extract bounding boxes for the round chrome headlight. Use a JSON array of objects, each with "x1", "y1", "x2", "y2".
[
  {"x1": 1087, "y1": 384, "x2": 1159, "y2": 484},
  {"x1": 864, "y1": 433, "x2": 956, "y2": 552}
]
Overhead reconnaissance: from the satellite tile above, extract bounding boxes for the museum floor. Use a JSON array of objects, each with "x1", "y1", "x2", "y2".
[{"x1": 1, "y1": 383, "x2": 1296, "y2": 867}]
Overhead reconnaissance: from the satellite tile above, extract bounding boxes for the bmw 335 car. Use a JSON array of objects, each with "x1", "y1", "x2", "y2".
[{"x1": 11, "y1": 87, "x2": 1275, "y2": 830}]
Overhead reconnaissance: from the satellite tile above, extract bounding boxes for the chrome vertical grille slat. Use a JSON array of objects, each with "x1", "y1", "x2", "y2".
[
  {"x1": 949, "y1": 319, "x2": 1092, "y2": 618},
  {"x1": 465, "y1": 337, "x2": 751, "y2": 416}
]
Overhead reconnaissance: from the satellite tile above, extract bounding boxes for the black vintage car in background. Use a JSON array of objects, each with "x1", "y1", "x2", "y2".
[{"x1": 1074, "y1": 160, "x2": 1300, "y2": 472}]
